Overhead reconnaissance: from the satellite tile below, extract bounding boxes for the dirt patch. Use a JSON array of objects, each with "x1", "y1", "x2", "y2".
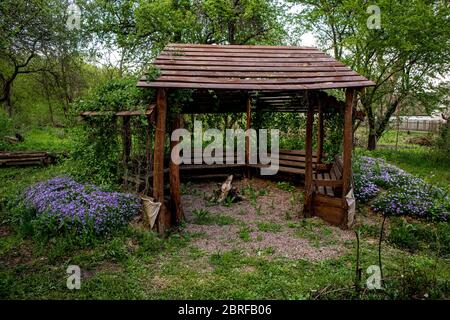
[{"x1": 182, "y1": 178, "x2": 355, "y2": 261}]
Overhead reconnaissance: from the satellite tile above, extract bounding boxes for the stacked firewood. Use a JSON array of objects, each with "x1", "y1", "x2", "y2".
[{"x1": 0, "y1": 151, "x2": 55, "y2": 167}]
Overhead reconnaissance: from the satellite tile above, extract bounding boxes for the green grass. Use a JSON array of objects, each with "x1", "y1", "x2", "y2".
[
  {"x1": 357, "y1": 147, "x2": 450, "y2": 190},
  {"x1": 191, "y1": 209, "x2": 236, "y2": 226},
  {"x1": 1, "y1": 223, "x2": 448, "y2": 299},
  {"x1": 355, "y1": 128, "x2": 449, "y2": 189},
  {"x1": 257, "y1": 221, "x2": 282, "y2": 233},
  {"x1": 377, "y1": 130, "x2": 431, "y2": 147},
  {"x1": 356, "y1": 127, "x2": 432, "y2": 148},
  {"x1": 8, "y1": 127, "x2": 72, "y2": 153}
]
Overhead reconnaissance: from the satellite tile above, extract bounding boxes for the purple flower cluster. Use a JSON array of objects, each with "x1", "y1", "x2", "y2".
[
  {"x1": 24, "y1": 176, "x2": 141, "y2": 235},
  {"x1": 353, "y1": 157, "x2": 381, "y2": 202},
  {"x1": 354, "y1": 157, "x2": 449, "y2": 221}
]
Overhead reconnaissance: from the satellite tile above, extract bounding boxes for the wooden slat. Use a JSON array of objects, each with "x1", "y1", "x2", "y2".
[
  {"x1": 247, "y1": 163, "x2": 305, "y2": 174},
  {"x1": 158, "y1": 55, "x2": 338, "y2": 63},
  {"x1": 154, "y1": 75, "x2": 367, "y2": 85},
  {"x1": 180, "y1": 163, "x2": 244, "y2": 170},
  {"x1": 156, "y1": 59, "x2": 342, "y2": 66},
  {"x1": 137, "y1": 80, "x2": 374, "y2": 90},
  {"x1": 313, "y1": 194, "x2": 346, "y2": 207},
  {"x1": 323, "y1": 172, "x2": 334, "y2": 196},
  {"x1": 165, "y1": 46, "x2": 320, "y2": 53},
  {"x1": 158, "y1": 70, "x2": 359, "y2": 78},
  {"x1": 153, "y1": 65, "x2": 352, "y2": 72},
  {"x1": 80, "y1": 106, "x2": 155, "y2": 117},
  {"x1": 0, "y1": 152, "x2": 50, "y2": 159},
  {"x1": 317, "y1": 173, "x2": 326, "y2": 195},
  {"x1": 161, "y1": 51, "x2": 329, "y2": 58},
  {"x1": 314, "y1": 179, "x2": 343, "y2": 188}
]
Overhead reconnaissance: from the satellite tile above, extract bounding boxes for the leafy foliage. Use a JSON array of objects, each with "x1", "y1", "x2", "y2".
[
  {"x1": 70, "y1": 77, "x2": 153, "y2": 187},
  {"x1": 294, "y1": 0, "x2": 450, "y2": 149}
]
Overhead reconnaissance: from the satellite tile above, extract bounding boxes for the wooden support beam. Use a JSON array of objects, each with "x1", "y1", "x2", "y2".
[
  {"x1": 122, "y1": 116, "x2": 131, "y2": 189},
  {"x1": 342, "y1": 88, "x2": 354, "y2": 197},
  {"x1": 245, "y1": 96, "x2": 252, "y2": 178},
  {"x1": 169, "y1": 114, "x2": 184, "y2": 224},
  {"x1": 317, "y1": 99, "x2": 324, "y2": 163},
  {"x1": 303, "y1": 94, "x2": 314, "y2": 217},
  {"x1": 144, "y1": 112, "x2": 153, "y2": 195},
  {"x1": 153, "y1": 88, "x2": 170, "y2": 234}
]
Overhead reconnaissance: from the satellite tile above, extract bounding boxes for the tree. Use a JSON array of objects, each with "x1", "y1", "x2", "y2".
[
  {"x1": 80, "y1": 0, "x2": 286, "y2": 73},
  {"x1": 293, "y1": 0, "x2": 450, "y2": 149},
  {"x1": 0, "y1": 0, "x2": 79, "y2": 117}
]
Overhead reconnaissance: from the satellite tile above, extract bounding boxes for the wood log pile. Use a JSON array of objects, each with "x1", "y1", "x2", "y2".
[{"x1": 0, "y1": 151, "x2": 56, "y2": 167}]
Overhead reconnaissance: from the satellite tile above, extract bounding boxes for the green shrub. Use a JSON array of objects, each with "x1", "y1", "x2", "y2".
[{"x1": 69, "y1": 77, "x2": 153, "y2": 188}]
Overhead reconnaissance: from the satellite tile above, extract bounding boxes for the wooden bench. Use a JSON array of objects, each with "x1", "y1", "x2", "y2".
[
  {"x1": 249, "y1": 149, "x2": 325, "y2": 174},
  {"x1": 313, "y1": 155, "x2": 343, "y2": 197}
]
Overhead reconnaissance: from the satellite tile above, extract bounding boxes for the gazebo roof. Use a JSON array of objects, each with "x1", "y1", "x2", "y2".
[{"x1": 137, "y1": 43, "x2": 375, "y2": 91}]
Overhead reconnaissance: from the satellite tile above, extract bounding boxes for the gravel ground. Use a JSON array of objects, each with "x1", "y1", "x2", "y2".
[{"x1": 182, "y1": 177, "x2": 355, "y2": 261}]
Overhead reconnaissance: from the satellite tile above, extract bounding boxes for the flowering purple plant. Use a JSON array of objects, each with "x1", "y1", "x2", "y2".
[
  {"x1": 24, "y1": 176, "x2": 141, "y2": 236},
  {"x1": 354, "y1": 156, "x2": 449, "y2": 221}
]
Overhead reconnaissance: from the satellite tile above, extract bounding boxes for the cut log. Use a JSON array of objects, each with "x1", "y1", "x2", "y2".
[{"x1": 218, "y1": 175, "x2": 233, "y2": 203}]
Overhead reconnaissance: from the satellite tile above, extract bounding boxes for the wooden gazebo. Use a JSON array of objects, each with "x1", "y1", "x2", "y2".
[{"x1": 137, "y1": 43, "x2": 375, "y2": 233}]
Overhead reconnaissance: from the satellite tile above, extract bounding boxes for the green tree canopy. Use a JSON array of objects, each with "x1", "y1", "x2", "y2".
[{"x1": 294, "y1": 0, "x2": 450, "y2": 149}]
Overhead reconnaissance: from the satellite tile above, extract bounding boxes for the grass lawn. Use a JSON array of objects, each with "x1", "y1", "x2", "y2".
[
  {"x1": 355, "y1": 129, "x2": 449, "y2": 190},
  {"x1": 7, "y1": 127, "x2": 72, "y2": 153}
]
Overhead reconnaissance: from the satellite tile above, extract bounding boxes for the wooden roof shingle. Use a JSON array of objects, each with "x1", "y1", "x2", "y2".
[{"x1": 137, "y1": 43, "x2": 375, "y2": 91}]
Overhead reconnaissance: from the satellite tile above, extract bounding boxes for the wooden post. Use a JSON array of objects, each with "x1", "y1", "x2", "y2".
[
  {"x1": 342, "y1": 88, "x2": 355, "y2": 198},
  {"x1": 153, "y1": 88, "x2": 170, "y2": 234},
  {"x1": 169, "y1": 114, "x2": 184, "y2": 224},
  {"x1": 245, "y1": 96, "x2": 252, "y2": 178},
  {"x1": 122, "y1": 116, "x2": 131, "y2": 189},
  {"x1": 144, "y1": 112, "x2": 154, "y2": 196},
  {"x1": 317, "y1": 99, "x2": 324, "y2": 164},
  {"x1": 303, "y1": 94, "x2": 314, "y2": 217}
]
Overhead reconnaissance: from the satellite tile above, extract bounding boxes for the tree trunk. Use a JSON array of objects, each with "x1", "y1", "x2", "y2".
[
  {"x1": 367, "y1": 131, "x2": 377, "y2": 150},
  {"x1": 2, "y1": 79, "x2": 14, "y2": 117}
]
